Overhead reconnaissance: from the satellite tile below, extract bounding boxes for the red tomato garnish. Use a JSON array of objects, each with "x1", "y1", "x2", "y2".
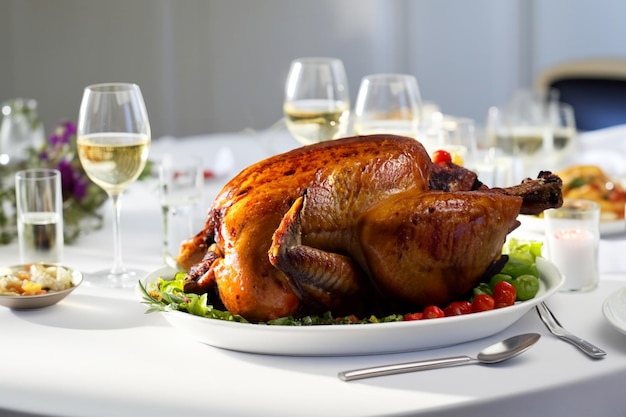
[
  {"x1": 404, "y1": 312, "x2": 423, "y2": 321},
  {"x1": 432, "y1": 149, "x2": 452, "y2": 164},
  {"x1": 422, "y1": 305, "x2": 445, "y2": 319},
  {"x1": 493, "y1": 281, "x2": 517, "y2": 308},
  {"x1": 471, "y1": 294, "x2": 495, "y2": 313},
  {"x1": 443, "y1": 301, "x2": 472, "y2": 317},
  {"x1": 335, "y1": 314, "x2": 359, "y2": 323}
]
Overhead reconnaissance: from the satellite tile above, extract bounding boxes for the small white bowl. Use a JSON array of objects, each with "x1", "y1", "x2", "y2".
[{"x1": 0, "y1": 264, "x2": 83, "y2": 309}]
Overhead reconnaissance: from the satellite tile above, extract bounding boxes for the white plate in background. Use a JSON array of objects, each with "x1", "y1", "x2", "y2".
[{"x1": 602, "y1": 285, "x2": 626, "y2": 336}]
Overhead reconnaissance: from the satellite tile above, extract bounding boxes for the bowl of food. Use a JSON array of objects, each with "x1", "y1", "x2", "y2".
[{"x1": 0, "y1": 263, "x2": 83, "y2": 309}]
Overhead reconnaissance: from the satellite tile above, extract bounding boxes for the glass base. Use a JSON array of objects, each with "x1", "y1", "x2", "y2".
[
  {"x1": 85, "y1": 267, "x2": 148, "y2": 289},
  {"x1": 559, "y1": 282, "x2": 598, "y2": 293}
]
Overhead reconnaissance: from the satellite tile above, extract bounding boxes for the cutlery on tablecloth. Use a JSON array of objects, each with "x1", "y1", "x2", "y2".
[
  {"x1": 536, "y1": 301, "x2": 606, "y2": 359},
  {"x1": 338, "y1": 333, "x2": 540, "y2": 381}
]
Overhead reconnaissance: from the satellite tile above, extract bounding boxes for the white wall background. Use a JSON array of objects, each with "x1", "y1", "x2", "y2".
[{"x1": 1, "y1": 0, "x2": 626, "y2": 139}]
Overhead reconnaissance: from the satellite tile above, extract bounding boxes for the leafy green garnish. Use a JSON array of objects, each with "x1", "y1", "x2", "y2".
[
  {"x1": 503, "y1": 238, "x2": 542, "y2": 260},
  {"x1": 142, "y1": 239, "x2": 544, "y2": 325},
  {"x1": 139, "y1": 273, "x2": 248, "y2": 323},
  {"x1": 568, "y1": 177, "x2": 588, "y2": 189},
  {"x1": 267, "y1": 313, "x2": 405, "y2": 326}
]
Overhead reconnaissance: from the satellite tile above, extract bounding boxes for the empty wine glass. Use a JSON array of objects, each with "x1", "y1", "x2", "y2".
[
  {"x1": 77, "y1": 83, "x2": 151, "y2": 288},
  {"x1": 283, "y1": 57, "x2": 350, "y2": 145},
  {"x1": 353, "y1": 73, "x2": 422, "y2": 138}
]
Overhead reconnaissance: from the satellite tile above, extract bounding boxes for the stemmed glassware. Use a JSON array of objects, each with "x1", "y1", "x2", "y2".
[
  {"x1": 283, "y1": 57, "x2": 350, "y2": 145},
  {"x1": 77, "y1": 83, "x2": 151, "y2": 288},
  {"x1": 547, "y1": 101, "x2": 577, "y2": 167},
  {"x1": 423, "y1": 114, "x2": 477, "y2": 165},
  {"x1": 158, "y1": 154, "x2": 204, "y2": 268},
  {"x1": 353, "y1": 73, "x2": 422, "y2": 138},
  {"x1": 485, "y1": 90, "x2": 577, "y2": 182}
]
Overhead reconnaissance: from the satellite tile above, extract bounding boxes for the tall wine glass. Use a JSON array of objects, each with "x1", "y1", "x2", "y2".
[
  {"x1": 77, "y1": 83, "x2": 151, "y2": 288},
  {"x1": 353, "y1": 73, "x2": 422, "y2": 138},
  {"x1": 283, "y1": 57, "x2": 350, "y2": 145},
  {"x1": 547, "y1": 101, "x2": 577, "y2": 169}
]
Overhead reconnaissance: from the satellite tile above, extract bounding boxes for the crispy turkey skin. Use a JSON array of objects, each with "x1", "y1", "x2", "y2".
[{"x1": 177, "y1": 135, "x2": 562, "y2": 322}]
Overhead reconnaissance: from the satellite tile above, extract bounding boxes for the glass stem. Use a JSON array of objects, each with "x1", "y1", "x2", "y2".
[
  {"x1": 110, "y1": 193, "x2": 124, "y2": 275},
  {"x1": 161, "y1": 205, "x2": 169, "y2": 262}
]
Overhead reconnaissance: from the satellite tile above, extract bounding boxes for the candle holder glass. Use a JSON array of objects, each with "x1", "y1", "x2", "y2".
[{"x1": 544, "y1": 199, "x2": 600, "y2": 292}]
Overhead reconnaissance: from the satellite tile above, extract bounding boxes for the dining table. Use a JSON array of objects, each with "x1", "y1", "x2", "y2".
[{"x1": 1, "y1": 126, "x2": 625, "y2": 417}]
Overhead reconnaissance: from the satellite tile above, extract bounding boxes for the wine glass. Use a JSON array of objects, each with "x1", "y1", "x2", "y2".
[
  {"x1": 283, "y1": 57, "x2": 350, "y2": 145},
  {"x1": 432, "y1": 115, "x2": 478, "y2": 166},
  {"x1": 353, "y1": 73, "x2": 422, "y2": 138},
  {"x1": 485, "y1": 91, "x2": 549, "y2": 181},
  {"x1": 77, "y1": 83, "x2": 151, "y2": 288},
  {"x1": 158, "y1": 154, "x2": 204, "y2": 268},
  {"x1": 547, "y1": 101, "x2": 577, "y2": 169}
]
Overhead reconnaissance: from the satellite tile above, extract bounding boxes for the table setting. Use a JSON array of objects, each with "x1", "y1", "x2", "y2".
[{"x1": 1, "y1": 66, "x2": 626, "y2": 417}]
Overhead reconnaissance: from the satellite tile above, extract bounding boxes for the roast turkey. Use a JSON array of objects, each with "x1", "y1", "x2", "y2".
[{"x1": 177, "y1": 134, "x2": 562, "y2": 322}]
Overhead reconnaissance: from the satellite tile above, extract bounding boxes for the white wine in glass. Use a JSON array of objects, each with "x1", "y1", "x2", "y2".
[
  {"x1": 284, "y1": 57, "x2": 350, "y2": 145},
  {"x1": 77, "y1": 83, "x2": 151, "y2": 288}
]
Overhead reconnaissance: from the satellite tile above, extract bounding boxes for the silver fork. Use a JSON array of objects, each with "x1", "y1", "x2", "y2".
[{"x1": 536, "y1": 301, "x2": 606, "y2": 359}]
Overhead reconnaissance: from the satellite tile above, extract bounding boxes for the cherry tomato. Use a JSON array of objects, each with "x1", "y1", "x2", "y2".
[
  {"x1": 335, "y1": 314, "x2": 359, "y2": 324},
  {"x1": 432, "y1": 149, "x2": 452, "y2": 164},
  {"x1": 404, "y1": 312, "x2": 423, "y2": 321},
  {"x1": 471, "y1": 294, "x2": 495, "y2": 313},
  {"x1": 443, "y1": 301, "x2": 472, "y2": 316},
  {"x1": 493, "y1": 281, "x2": 517, "y2": 308},
  {"x1": 422, "y1": 305, "x2": 445, "y2": 319}
]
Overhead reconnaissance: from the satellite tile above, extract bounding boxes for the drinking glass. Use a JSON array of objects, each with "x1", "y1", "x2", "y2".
[
  {"x1": 353, "y1": 73, "x2": 422, "y2": 138},
  {"x1": 486, "y1": 90, "x2": 562, "y2": 182},
  {"x1": 547, "y1": 101, "x2": 577, "y2": 168},
  {"x1": 283, "y1": 57, "x2": 350, "y2": 145},
  {"x1": 15, "y1": 169, "x2": 64, "y2": 264},
  {"x1": 0, "y1": 98, "x2": 45, "y2": 169},
  {"x1": 77, "y1": 83, "x2": 151, "y2": 288},
  {"x1": 442, "y1": 116, "x2": 477, "y2": 165},
  {"x1": 158, "y1": 154, "x2": 203, "y2": 268}
]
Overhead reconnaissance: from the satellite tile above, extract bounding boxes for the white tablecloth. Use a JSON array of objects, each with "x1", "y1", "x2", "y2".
[{"x1": 0, "y1": 129, "x2": 625, "y2": 417}]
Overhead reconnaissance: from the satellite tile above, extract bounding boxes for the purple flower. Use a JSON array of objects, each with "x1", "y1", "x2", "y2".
[
  {"x1": 49, "y1": 121, "x2": 77, "y2": 146},
  {"x1": 72, "y1": 177, "x2": 88, "y2": 200},
  {"x1": 57, "y1": 159, "x2": 87, "y2": 201},
  {"x1": 38, "y1": 151, "x2": 50, "y2": 162}
]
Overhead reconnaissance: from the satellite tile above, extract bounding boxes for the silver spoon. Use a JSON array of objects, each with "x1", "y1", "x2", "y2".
[{"x1": 338, "y1": 333, "x2": 540, "y2": 381}]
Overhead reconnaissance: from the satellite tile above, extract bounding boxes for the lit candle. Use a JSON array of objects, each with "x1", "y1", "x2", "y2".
[{"x1": 547, "y1": 228, "x2": 598, "y2": 292}]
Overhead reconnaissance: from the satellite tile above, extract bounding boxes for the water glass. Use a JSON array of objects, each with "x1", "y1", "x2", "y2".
[
  {"x1": 15, "y1": 169, "x2": 64, "y2": 264},
  {"x1": 544, "y1": 199, "x2": 600, "y2": 292},
  {"x1": 158, "y1": 155, "x2": 204, "y2": 268},
  {"x1": 353, "y1": 73, "x2": 422, "y2": 138}
]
